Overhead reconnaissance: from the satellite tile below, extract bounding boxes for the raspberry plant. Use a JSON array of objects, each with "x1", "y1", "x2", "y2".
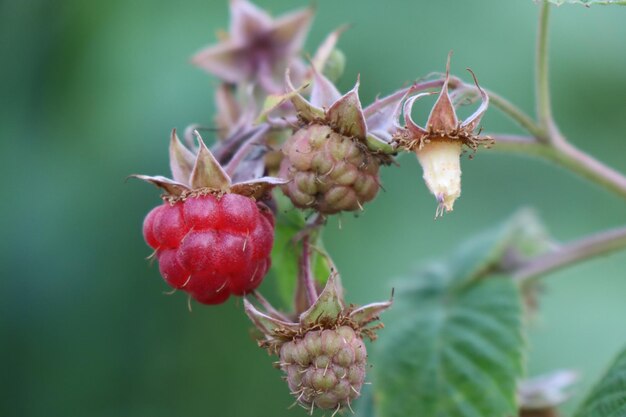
[{"x1": 134, "y1": 0, "x2": 626, "y2": 416}]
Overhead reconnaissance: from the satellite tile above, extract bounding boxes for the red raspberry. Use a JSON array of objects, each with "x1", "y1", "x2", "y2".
[{"x1": 143, "y1": 193, "x2": 274, "y2": 305}]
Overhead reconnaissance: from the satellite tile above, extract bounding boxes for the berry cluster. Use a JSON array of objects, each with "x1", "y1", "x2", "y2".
[
  {"x1": 280, "y1": 326, "x2": 366, "y2": 410},
  {"x1": 280, "y1": 124, "x2": 380, "y2": 214}
]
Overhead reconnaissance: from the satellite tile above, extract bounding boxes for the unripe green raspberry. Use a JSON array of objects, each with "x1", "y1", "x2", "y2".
[
  {"x1": 280, "y1": 124, "x2": 380, "y2": 214},
  {"x1": 279, "y1": 326, "x2": 366, "y2": 411}
]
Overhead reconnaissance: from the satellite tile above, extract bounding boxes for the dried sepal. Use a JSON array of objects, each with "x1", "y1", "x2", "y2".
[
  {"x1": 309, "y1": 65, "x2": 341, "y2": 109},
  {"x1": 169, "y1": 129, "x2": 196, "y2": 184},
  {"x1": 192, "y1": 0, "x2": 314, "y2": 93},
  {"x1": 364, "y1": 87, "x2": 410, "y2": 143},
  {"x1": 244, "y1": 298, "x2": 300, "y2": 337},
  {"x1": 190, "y1": 132, "x2": 232, "y2": 191},
  {"x1": 311, "y1": 25, "x2": 347, "y2": 73},
  {"x1": 460, "y1": 68, "x2": 490, "y2": 132},
  {"x1": 426, "y1": 54, "x2": 458, "y2": 133},
  {"x1": 191, "y1": 42, "x2": 250, "y2": 84},
  {"x1": 130, "y1": 175, "x2": 190, "y2": 196},
  {"x1": 215, "y1": 84, "x2": 242, "y2": 139},
  {"x1": 230, "y1": 176, "x2": 289, "y2": 200},
  {"x1": 285, "y1": 69, "x2": 326, "y2": 121},
  {"x1": 327, "y1": 77, "x2": 367, "y2": 139},
  {"x1": 299, "y1": 273, "x2": 345, "y2": 327},
  {"x1": 255, "y1": 82, "x2": 310, "y2": 124},
  {"x1": 229, "y1": 0, "x2": 273, "y2": 43},
  {"x1": 349, "y1": 296, "x2": 393, "y2": 327},
  {"x1": 268, "y1": 6, "x2": 314, "y2": 57}
]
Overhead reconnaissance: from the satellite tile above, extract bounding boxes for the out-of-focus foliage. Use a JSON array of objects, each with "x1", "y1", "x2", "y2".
[
  {"x1": 1, "y1": 0, "x2": 626, "y2": 416},
  {"x1": 574, "y1": 347, "x2": 626, "y2": 417},
  {"x1": 366, "y1": 212, "x2": 548, "y2": 417}
]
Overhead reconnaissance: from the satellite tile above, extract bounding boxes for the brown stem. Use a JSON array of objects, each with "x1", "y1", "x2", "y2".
[
  {"x1": 489, "y1": 133, "x2": 626, "y2": 200},
  {"x1": 299, "y1": 236, "x2": 318, "y2": 306},
  {"x1": 514, "y1": 225, "x2": 626, "y2": 282}
]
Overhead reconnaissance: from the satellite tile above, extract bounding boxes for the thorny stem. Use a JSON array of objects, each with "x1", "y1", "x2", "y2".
[
  {"x1": 513, "y1": 225, "x2": 626, "y2": 282},
  {"x1": 299, "y1": 236, "x2": 318, "y2": 307},
  {"x1": 536, "y1": 0, "x2": 552, "y2": 137}
]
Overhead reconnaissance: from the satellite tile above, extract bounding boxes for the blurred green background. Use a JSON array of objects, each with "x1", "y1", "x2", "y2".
[{"x1": 2, "y1": 0, "x2": 625, "y2": 416}]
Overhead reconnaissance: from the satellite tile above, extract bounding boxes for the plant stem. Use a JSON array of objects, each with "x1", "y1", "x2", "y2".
[
  {"x1": 451, "y1": 78, "x2": 545, "y2": 140},
  {"x1": 299, "y1": 236, "x2": 318, "y2": 306},
  {"x1": 490, "y1": 134, "x2": 626, "y2": 199},
  {"x1": 514, "y1": 225, "x2": 626, "y2": 282},
  {"x1": 487, "y1": 90, "x2": 547, "y2": 141},
  {"x1": 536, "y1": 0, "x2": 552, "y2": 136}
]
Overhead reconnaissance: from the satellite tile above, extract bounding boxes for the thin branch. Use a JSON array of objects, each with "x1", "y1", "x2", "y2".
[
  {"x1": 514, "y1": 225, "x2": 626, "y2": 282},
  {"x1": 486, "y1": 89, "x2": 547, "y2": 141},
  {"x1": 536, "y1": 1, "x2": 552, "y2": 135},
  {"x1": 489, "y1": 134, "x2": 626, "y2": 199},
  {"x1": 299, "y1": 236, "x2": 318, "y2": 306}
]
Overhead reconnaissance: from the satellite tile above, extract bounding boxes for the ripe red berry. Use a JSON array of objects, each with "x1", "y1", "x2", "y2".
[{"x1": 143, "y1": 193, "x2": 274, "y2": 304}]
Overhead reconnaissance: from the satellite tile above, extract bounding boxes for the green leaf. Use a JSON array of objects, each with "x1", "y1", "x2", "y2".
[
  {"x1": 574, "y1": 347, "x2": 626, "y2": 417},
  {"x1": 372, "y1": 275, "x2": 524, "y2": 417},
  {"x1": 435, "y1": 208, "x2": 551, "y2": 288},
  {"x1": 367, "y1": 211, "x2": 545, "y2": 417},
  {"x1": 543, "y1": 0, "x2": 626, "y2": 6}
]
